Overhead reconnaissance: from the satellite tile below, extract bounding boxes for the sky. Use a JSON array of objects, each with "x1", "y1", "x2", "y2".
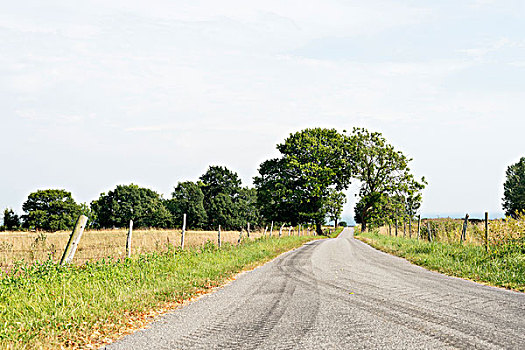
[{"x1": 1, "y1": 0, "x2": 525, "y2": 223}]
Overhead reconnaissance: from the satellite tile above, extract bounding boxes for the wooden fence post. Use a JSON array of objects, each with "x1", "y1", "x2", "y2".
[
  {"x1": 403, "y1": 219, "x2": 406, "y2": 237},
  {"x1": 279, "y1": 224, "x2": 284, "y2": 238},
  {"x1": 60, "y1": 215, "x2": 88, "y2": 265},
  {"x1": 409, "y1": 217, "x2": 412, "y2": 238},
  {"x1": 288, "y1": 226, "x2": 292, "y2": 236},
  {"x1": 460, "y1": 213, "x2": 469, "y2": 244},
  {"x1": 247, "y1": 222, "x2": 250, "y2": 238},
  {"x1": 238, "y1": 229, "x2": 243, "y2": 244},
  {"x1": 485, "y1": 212, "x2": 489, "y2": 252},
  {"x1": 270, "y1": 221, "x2": 274, "y2": 237},
  {"x1": 299, "y1": 224, "x2": 301, "y2": 236},
  {"x1": 218, "y1": 225, "x2": 221, "y2": 248},
  {"x1": 181, "y1": 213, "x2": 186, "y2": 249},
  {"x1": 417, "y1": 215, "x2": 421, "y2": 241},
  {"x1": 427, "y1": 221, "x2": 432, "y2": 242},
  {"x1": 126, "y1": 219, "x2": 133, "y2": 258},
  {"x1": 264, "y1": 226, "x2": 268, "y2": 238},
  {"x1": 388, "y1": 221, "x2": 391, "y2": 236}
]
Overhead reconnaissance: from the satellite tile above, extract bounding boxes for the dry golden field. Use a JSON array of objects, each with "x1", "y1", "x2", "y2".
[
  {"x1": 0, "y1": 227, "x2": 301, "y2": 270},
  {"x1": 376, "y1": 215, "x2": 525, "y2": 245}
]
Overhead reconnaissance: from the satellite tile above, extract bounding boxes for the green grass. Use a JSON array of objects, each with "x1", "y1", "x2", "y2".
[
  {"x1": 356, "y1": 230, "x2": 525, "y2": 292},
  {"x1": 328, "y1": 226, "x2": 345, "y2": 238},
  {"x1": 0, "y1": 236, "x2": 319, "y2": 349}
]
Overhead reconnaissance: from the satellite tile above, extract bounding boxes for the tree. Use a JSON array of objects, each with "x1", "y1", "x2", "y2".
[
  {"x1": 503, "y1": 157, "x2": 525, "y2": 217},
  {"x1": 255, "y1": 128, "x2": 351, "y2": 234},
  {"x1": 199, "y1": 165, "x2": 244, "y2": 229},
  {"x1": 91, "y1": 184, "x2": 171, "y2": 228},
  {"x1": 207, "y1": 193, "x2": 237, "y2": 229},
  {"x1": 234, "y1": 187, "x2": 261, "y2": 228},
  {"x1": 323, "y1": 189, "x2": 346, "y2": 227},
  {"x1": 199, "y1": 165, "x2": 242, "y2": 200},
  {"x1": 22, "y1": 189, "x2": 81, "y2": 231},
  {"x1": 167, "y1": 181, "x2": 207, "y2": 228},
  {"x1": 2, "y1": 208, "x2": 20, "y2": 230},
  {"x1": 346, "y1": 128, "x2": 426, "y2": 231}
]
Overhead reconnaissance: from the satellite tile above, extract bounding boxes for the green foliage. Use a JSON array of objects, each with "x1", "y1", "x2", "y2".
[
  {"x1": 234, "y1": 187, "x2": 261, "y2": 228},
  {"x1": 339, "y1": 221, "x2": 348, "y2": 227},
  {"x1": 323, "y1": 189, "x2": 346, "y2": 226},
  {"x1": 167, "y1": 181, "x2": 207, "y2": 228},
  {"x1": 2, "y1": 208, "x2": 20, "y2": 230},
  {"x1": 503, "y1": 157, "x2": 525, "y2": 218},
  {"x1": 199, "y1": 165, "x2": 241, "y2": 200},
  {"x1": 0, "y1": 235, "x2": 319, "y2": 349},
  {"x1": 22, "y1": 189, "x2": 81, "y2": 231},
  {"x1": 90, "y1": 184, "x2": 171, "y2": 228},
  {"x1": 254, "y1": 128, "x2": 350, "y2": 233},
  {"x1": 346, "y1": 128, "x2": 426, "y2": 231},
  {"x1": 207, "y1": 193, "x2": 237, "y2": 229}
]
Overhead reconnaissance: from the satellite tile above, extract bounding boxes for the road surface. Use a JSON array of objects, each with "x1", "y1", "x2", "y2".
[{"x1": 107, "y1": 228, "x2": 525, "y2": 349}]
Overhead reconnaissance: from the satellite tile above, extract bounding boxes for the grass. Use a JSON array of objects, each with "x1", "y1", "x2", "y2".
[
  {"x1": 0, "y1": 235, "x2": 321, "y2": 349},
  {"x1": 355, "y1": 229, "x2": 525, "y2": 292},
  {"x1": 0, "y1": 228, "x2": 281, "y2": 270}
]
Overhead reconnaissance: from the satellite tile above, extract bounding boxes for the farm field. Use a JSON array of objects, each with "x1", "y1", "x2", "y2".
[{"x1": 0, "y1": 228, "x2": 297, "y2": 270}]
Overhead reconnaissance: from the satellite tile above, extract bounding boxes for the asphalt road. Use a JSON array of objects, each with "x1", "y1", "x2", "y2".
[{"x1": 106, "y1": 228, "x2": 525, "y2": 349}]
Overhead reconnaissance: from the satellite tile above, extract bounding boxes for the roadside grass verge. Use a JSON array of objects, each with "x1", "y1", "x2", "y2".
[
  {"x1": 328, "y1": 227, "x2": 344, "y2": 238},
  {"x1": 355, "y1": 230, "x2": 525, "y2": 292},
  {"x1": 0, "y1": 235, "x2": 319, "y2": 349}
]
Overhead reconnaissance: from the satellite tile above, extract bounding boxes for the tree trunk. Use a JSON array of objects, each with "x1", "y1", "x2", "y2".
[
  {"x1": 335, "y1": 218, "x2": 338, "y2": 228},
  {"x1": 316, "y1": 221, "x2": 323, "y2": 235},
  {"x1": 361, "y1": 221, "x2": 367, "y2": 232}
]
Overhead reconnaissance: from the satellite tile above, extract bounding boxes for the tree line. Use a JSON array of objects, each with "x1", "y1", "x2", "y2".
[
  {"x1": 6, "y1": 127, "x2": 520, "y2": 233},
  {"x1": 2, "y1": 127, "x2": 437, "y2": 234},
  {"x1": 1, "y1": 165, "x2": 260, "y2": 232}
]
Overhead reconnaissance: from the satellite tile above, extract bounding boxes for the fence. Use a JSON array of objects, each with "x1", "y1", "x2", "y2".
[
  {"x1": 374, "y1": 212, "x2": 525, "y2": 250},
  {"x1": 0, "y1": 216, "x2": 321, "y2": 270}
]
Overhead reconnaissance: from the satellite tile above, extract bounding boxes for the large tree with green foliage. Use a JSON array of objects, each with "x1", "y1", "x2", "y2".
[
  {"x1": 503, "y1": 157, "x2": 525, "y2": 218},
  {"x1": 91, "y1": 184, "x2": 171, "y2": 228},
  {"x1": 2, "y1": 208, "x2": 20, "y2": 230},
  {"x1": 22, "y1": 189, "x2": 82, "y2": 231},
  {"x1": 346, "y1": 128, "x2": 426, "y2": 231},
  {"x1": 199, "y1": 165, "x2": 242, "y2": 200},
  {"x1": 254, "y1": 128, "x2": 351, "y2": 234},
  {"x1": 167, "y1": 181, "x2": 208, "y2": 228}
]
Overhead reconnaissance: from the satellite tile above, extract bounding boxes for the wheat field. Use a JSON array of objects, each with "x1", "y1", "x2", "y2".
[{"x1": 0, "y1": 227, "x2": 299, "y2": 270}]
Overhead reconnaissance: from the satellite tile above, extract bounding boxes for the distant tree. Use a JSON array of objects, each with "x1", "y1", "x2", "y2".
[
  {"x1": 323, "y1": 189, "x2": 346, "y2": 228},
  {"x1": 345, "y1": 128, "x2": 426, "y2": 231},
  {"x1": 207, "y1": 193, "x2": 237, "y2": 230},
  {"x1": 91, "y1": 184, "x2": 171, "y2": 228},
  {"x1": 503, "y1": 157, "x2": 525, "y2": 218},
  {"x1": 2, "y1": 208, "x2": 20, "y2": 230},
  {"x1": 234, "y1": 187, "x2": 261, "y2": 228},
  {"x1": 167, "y1": 181, "x2": 208, "y2": 228},
  {"x1": 339, "y1": 221, "x2": 348, "y2": 227},
  {"x1": 254, "y1": 128, "x2": 351, "y2": 234},
  {"x1": 22, "y1": 189, "x2": 81, "y2": 231},
  {"x1": 199, "y1": 165, "x2": 244, "y2": 229},
  {"x1": 199, "y1": 165, "x2": 242, "y2": 200}
]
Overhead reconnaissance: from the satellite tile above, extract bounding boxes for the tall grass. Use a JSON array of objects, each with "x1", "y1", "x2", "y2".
[{"x1": 0, "y1": 235, "x2": 319, "y2": 349}]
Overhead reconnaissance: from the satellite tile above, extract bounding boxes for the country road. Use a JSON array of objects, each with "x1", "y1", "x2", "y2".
[{"x1": 106, "y1": 228, "x2": 525, "y2": 349}]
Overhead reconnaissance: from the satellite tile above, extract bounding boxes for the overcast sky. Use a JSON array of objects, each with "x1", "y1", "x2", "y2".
[{"x1": 1, "y1": 0, "x2": 524, "y2": 222}]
